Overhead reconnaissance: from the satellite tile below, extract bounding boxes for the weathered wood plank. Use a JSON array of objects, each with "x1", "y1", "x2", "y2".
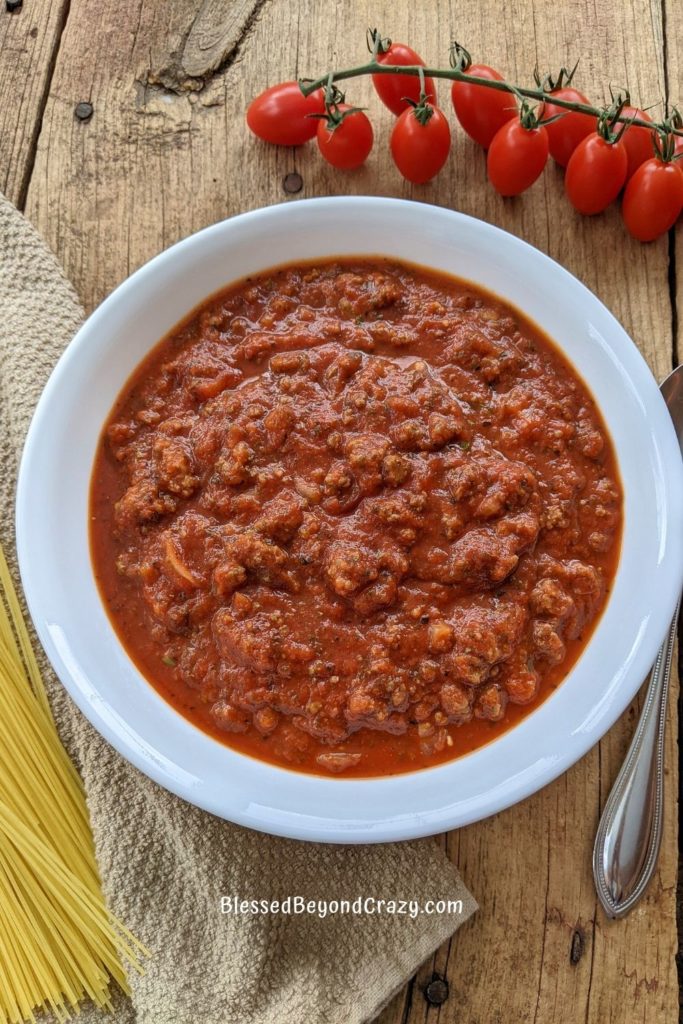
[
  {"x1": 0, "y1": 0, "x2": 69, "y2": 206},
  {"x1": 15, "y1": 1, "x2": 680, "y2": 1022},
  {"x1": 663, "y1": 2, "x2": 683, "y2": 1008},
  {"x1": 665, "y1": 0, "x2": 683, "y2": 363}
]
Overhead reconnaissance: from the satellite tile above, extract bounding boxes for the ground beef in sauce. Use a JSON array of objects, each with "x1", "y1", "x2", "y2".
[{"x1": 90, "y1": 259, "x2": 622, "y2": 776}]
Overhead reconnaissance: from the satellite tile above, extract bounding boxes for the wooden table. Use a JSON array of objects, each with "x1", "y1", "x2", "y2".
[{"x1": 1, "y1": 1, "x2": 680, "y2": 1021}]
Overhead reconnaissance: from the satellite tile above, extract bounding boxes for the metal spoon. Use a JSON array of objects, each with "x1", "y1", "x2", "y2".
[{"x1": 593, "y1": 363, "x2": 683, "y2": 919}]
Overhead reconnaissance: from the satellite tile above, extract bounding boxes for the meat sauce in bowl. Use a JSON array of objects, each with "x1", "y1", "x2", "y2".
[{"x1": 90, "y1": 258, "x2": 622, "y2": 777}]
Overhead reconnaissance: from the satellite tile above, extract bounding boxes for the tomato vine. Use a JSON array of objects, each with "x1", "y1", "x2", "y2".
[
  {"x1": 299, "y1": 37, "x2": 680, "y2": 136},
  {"x1": 245, "y1": 28, "x2": 683, "y2": 241}
]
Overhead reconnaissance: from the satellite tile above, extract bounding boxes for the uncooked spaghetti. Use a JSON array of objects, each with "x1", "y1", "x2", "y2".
[{"x1": 0, "y1": 542, "x2": 147, "y2": 1023}]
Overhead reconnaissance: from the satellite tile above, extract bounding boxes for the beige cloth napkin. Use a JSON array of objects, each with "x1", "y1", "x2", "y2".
[{"x1": 0, "y1": 193, "x2": 476, "y2": 1024}]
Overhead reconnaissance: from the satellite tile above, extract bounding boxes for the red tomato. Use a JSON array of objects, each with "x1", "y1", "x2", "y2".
[
  {"x1": 451, "y1": 65, "x2": 517, "y2": 148},
  {"x1": 487, "y1": 119, "x2": 549, "y2": 195},
  {"x1": 622, "y1": 157, "x2": 683, "y2": 241},
  {"x1": 373, "y1": 43, "x2": 436, "y2": 116},
  {"x1": 390, "y1": 105, "x2": 451, "y2": 183},
  {"x1": 620, "y1": 106, "x2": 655, "y2": 180},
  {"x1": 665, "y1": 133, "x2": 683, "y2": 174},
  {"x1": 246, "y1": 82, "x2": 325, "y2": 146},
  {"x1": 316, "y1": 107, "x2": 374, "y2": 170},
  {"x1": 540, "y1": 87, "x2": 595, "y2": 166},
  {"x1": 565, "y1": 134, "x2": 628, "y2": 214}
]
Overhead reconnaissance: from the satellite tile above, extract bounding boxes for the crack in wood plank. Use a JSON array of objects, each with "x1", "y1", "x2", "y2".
[
  {"x1": 16, "y1": 0, "x2": 72, "y2": 210},
  {"x1": 0, "y1": 0, "x2": 71, "y2": 206},
  {"x1": 399, "y1": 973, "x2": 416, "y2": 1024},
  {"x1": 660, "y1": 0, "x2": 679, "y2": 373},
  {"x1": 659, "y1": 2, "x2": 682, "y2": 1009}
]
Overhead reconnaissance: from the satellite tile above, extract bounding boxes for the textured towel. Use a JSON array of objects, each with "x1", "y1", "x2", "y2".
[{"x1": 0, "y1": 193, "x2": 476, "y2": 1024}]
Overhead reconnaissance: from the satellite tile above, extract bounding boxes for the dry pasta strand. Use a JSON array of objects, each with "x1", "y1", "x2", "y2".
[
  {"x1": 0, "y1": 547, "x2": 48, "y2": 711},
  {"x1": 0, "y1": 542, "x2": 150, "y2": 1023}
]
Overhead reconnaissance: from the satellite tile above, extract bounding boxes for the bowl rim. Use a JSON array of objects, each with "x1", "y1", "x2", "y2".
[{"x1": 15, "y1": 196, "x2": 683, "y2": 843}]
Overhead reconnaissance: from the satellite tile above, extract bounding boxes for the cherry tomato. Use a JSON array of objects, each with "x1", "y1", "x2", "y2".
[
  {"x1": 673, "y1": 133, "x2": 683, "y2": 182},
  {"x1": 372, "y1": 43, "x2": 436, "y2": 116},
  {"x1": 540, "y1": 87, "x2": 594, "y2": 166},
  {"x1": 620, "y1": 106, "x2": 655, "y2": 180},
  {"x1": 487, "y1": 119, "x2": 549, "y2": 195},
  {"x1": 246, "y1": 82, "x2": 325, "y2": 146},
  {"x1": 316, "y1": 107, "x2": 374, "y2": 170},
  {"x1": 622, "y1": 157, "x2": 683, "y2": 241},
  {"x1": 451, "y1": 65, "x2": 517, "y2": 148},
  {"x1": 390, "y1": 105, "x2": 451, "y2": 184},
  {"x1": 565, "y1": 134, "x2": 627, "y2": 214}
]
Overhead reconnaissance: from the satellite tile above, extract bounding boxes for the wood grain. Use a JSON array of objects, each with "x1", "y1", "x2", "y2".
[
  {"x1": 0, "y1": 0, "x2": 69, "y2": 206},
  {"x1": 4, "y1": 0, "x2": 680, "y2": 1021}
]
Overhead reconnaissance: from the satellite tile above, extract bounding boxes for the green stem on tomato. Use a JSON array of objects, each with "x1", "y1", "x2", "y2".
[{"x1": 299, "y1": 60, "x2": 682, "y2": 136}]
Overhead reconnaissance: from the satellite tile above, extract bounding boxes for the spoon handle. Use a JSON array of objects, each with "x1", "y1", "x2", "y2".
[{"x1": 593, "y1": 600, "x2": 680, "y2": 919}]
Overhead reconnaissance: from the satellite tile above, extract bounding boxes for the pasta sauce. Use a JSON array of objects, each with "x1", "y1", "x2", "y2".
[{"x1": 90, "y1": 259, "x2": 622, "y2": 776}]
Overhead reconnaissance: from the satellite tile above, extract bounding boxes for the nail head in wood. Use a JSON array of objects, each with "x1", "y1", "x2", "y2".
[
  {"x1": 283, "y1": 172, "x2": 303, "y2": 194},
  {"x1": 75, "y1": 102, "x2": 94, "y2": 122},
  {"x1": 425, "y1": 975, "x2": 449, "y2": 1006},
  {"x1": 6, "y1": 0, "x2": 23, "y2": 12}
]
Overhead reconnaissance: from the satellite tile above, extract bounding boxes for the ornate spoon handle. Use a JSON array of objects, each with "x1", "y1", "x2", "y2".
[{"x1": 593, "y1": 600, "x2": 680, "y2": 919}]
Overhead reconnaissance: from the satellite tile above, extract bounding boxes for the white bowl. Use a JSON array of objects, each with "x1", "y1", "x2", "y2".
[{"x1": 16, "y1": 198, "x2": 683, "y2": 843}]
